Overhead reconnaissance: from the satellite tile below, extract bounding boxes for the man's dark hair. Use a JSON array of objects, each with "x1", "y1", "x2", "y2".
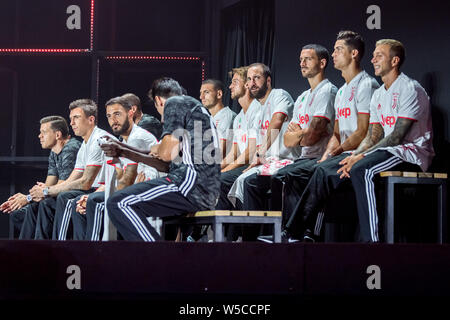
[
  {"x1": 302, "y1": 44, "x2": 330, "y2": 69},
  {"x1": 40, "y1": 115, "x2": 70, "y2": 138},
  {"x1": 202, "y1": 79, "x2": 224, "y2": 93},
  {"x1": 336, "y1": 30, "x2": 365, "y2": 62},
  {"x1": 105, "y1": 96, "x2": 133, "y2": 111},
  {"x1": 69, "y1": 99, "x2": 98, "y2": 124},
  {"x1": 122, "y1": 93, "x2": 141, "y2": 112},
  {"x1": 248, "y1": 63, "x2": 272, "y2": 80},
  {"x1": 148, "y1": 77, "x2": 183, "y2": 102}
]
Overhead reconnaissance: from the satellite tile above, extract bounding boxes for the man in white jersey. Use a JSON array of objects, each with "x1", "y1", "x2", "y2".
[
  {"x1": 286, "y1": 39, "x2": 433, "y2": 243},
  {"x1": 332, "y1": 39, "x2": 434, "y2": 242},
  {"x1": 277, "y1": 31, "x2": 379, "y2": 243},
  {"x1": 215, "y1": 67, "x2": 260, "y2": 211},
  {"x1": 200, "y1": 79, "x2": 236, "y2": 159},
  {"x1": 71, "y1": 96, "x2": 159, "y2": 240},
  {"x1": 33, "y1": 99, "x2": 111, "y2": 240},
  {"x1": 243, "y1": 44, "x2": 336, "y2": 237},
  {"x1": 227, "y1": 63, "x2": 297, "y2": 209}
]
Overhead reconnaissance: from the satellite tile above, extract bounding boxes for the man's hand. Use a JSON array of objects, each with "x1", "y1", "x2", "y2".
[
  {"x1": 76, "y1": 195, "x2": 89, "y2": 215},
  {"x1": 99, "y1": 138, "x2": 124, "y2": 158},
  {"x1": 243, "y1": 154, "x2": 264, "y2": 173},
  {"x1": 337, "y1": 154, "x2": 364, "y2": 179},
  {"x1": 135, "y1": 172, "x2": 146, "y2": 183},
  {"x1": 287, "y1": 122, "x2": 301, "y2": 133},
  {"x1": 0, "y1": 193, "x2": 28, "y2": 213},
  {"x1": 29, "y1": 182, "x2": 46, "y2": 201}
]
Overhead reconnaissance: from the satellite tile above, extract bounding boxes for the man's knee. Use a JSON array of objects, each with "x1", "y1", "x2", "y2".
[{"x1": 243, "y1": 173, "x2": 258, "y2": 189}]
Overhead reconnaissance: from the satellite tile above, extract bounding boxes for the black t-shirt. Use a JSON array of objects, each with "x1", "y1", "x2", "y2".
[
  {"x1": 47, "y1": 137, "x2": 81, "y2": 180},
  {"x1": 161, "y1": 95, "x2": 221, "y2": 210},
  {"x1": 138, "y1": 114, "x2": 163, "y2": 140}
]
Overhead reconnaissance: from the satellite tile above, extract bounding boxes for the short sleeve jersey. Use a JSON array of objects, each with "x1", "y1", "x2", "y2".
[
  {"x1": 255, "y1": 88, "x2": 298, "y2": 160},
  {"x1": 121, "y1": 124, "x2": 160, "y2": 180},
  {"x1": 213, "y1": 106, "x2": 236, "y2": 155},
  {"x1": 74, "y1": 126, "x2": 111, "y2": 188},
  {"x1": 232, "y1": 100, "x2": 261, "y2": 154},
  {"x1": 138, "y1": 113, "x2": 163, "y2": 140},
  {"x1": 292, "y1": 79, "x2": 337, "y2": 158},
  {"x1": 334, "y1": 70, "x2": 379, "y2": 147},
  {"x1": 161, "y1": 95, "x2": 221, "y2": 210},
  {"x1": 368, "y1": 73, "x2": 434, "y2": 171},
  {"x1": 47, "y1": 137, "x2": 81, "y2": 180}
]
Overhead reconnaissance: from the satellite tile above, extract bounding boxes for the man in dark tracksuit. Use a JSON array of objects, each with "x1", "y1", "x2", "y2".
[{"x1": 103, "y1": 77, "x2": 221, "y2": 241}]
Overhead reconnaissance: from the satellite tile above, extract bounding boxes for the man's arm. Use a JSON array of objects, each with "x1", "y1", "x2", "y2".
[
  {"x1": 338, "y1": 118, "x2": 414, "y2": 178},
  {"x1": 47, "y1": 166, "x2": 100, "y2": 197},
  {"x1": 222, "y1": 138, "x2": 257, "y2": 172},
  {"x1": 353, "y1": 118, "x2": 413, "y2": 155},
  {"x1": 258, "y1": 113, "x2": 286, "y2": 156},
  {"x1": 333, "y1": 113, "x2": 370, "y2": 155},
  {"x1": 221, "y1": 143, "x2": 238, "y2": 169},
  {"x1": 101, "y1": 136, "x2": 174, "y2": 172},
  {"x1": 117, "y1": 164, "x2": 138, "y2": 190}
]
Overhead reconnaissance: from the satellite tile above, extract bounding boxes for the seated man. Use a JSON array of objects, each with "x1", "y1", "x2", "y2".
[
  {"x1": 123, "y1": 92, "x2": 163, "y2": 140},
  {"x1": 0, "y1": 116, "x2": 80, "y2": 239},
  {"x1": 200, "y1": 79, "x2": 236, "y2": 159},
  {"x1": 102, "y1": 77, "x2": 221, "y2": 241},
  {"x1": 71, "y1": 96, "x2": 159, "y2": 240},
  {"x1": 33, "y1": 99, "x2": 111, "y2": 240},
  {"x1": 285, "y1": 39, "x2": 434, "y2": 243}
]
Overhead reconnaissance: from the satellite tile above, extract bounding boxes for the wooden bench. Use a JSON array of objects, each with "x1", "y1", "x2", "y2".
[
  {"x1": 380, "y1": 171, "x2": 447, "y2": 243},
  {"x1": 162, "y1": 210, "x2": 282, "y2": 243}
]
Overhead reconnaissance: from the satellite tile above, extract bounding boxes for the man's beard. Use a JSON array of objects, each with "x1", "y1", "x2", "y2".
[
  {"x1": 113, "y1": 119, "x2": 130, "y2": 136},
  {"x1": 250, "y1": 81, "x2": 268, "y2": 99}
]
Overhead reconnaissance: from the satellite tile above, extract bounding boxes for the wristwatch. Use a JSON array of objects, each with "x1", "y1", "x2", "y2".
[
  {"x1": 43, "y1": 187, "x2": 49, "y2": 197},
  {"x1": 26, "y1": 194, "x2": 33, "y2": 203}
]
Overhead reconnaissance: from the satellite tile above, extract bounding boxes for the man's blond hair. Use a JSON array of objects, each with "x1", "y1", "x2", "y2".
[{"x1": 376, "y1": 39, "x2": 405, "y2": 68}]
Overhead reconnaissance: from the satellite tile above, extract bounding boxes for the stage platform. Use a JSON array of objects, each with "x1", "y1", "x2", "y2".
[{"x1": 1, "y1": 241, "x2": 449, "y2": 315}]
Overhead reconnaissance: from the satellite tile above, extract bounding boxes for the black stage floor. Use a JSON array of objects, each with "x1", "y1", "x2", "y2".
[{"x1": 1, "y1": 241, "x2": 449, "y2": 316}]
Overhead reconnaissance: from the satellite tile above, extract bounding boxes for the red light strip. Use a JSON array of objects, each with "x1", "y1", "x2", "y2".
[
  {"x1": 202, "y1": 60, "x2": 206, "y2": 81},
  {"x1": 90, "y1": 0, "x2": 95, "y2": 50},
  {"x1": 0, "y1": 49, "x2": 89, "y2": 53},
  {"x1": 105, "y1": 56, "x2": 201, "y2": 61}
]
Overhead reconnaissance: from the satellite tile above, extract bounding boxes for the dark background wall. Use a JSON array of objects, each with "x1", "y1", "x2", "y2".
[{"x1": 274, "y1": 0, "x2": 450, "y2": 171}]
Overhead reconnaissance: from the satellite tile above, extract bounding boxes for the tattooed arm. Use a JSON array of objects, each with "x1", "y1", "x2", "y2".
[
  {"x1": 337, "y1": 118, "x2": 414, "y2": 178},
  {"x1": 353, "y1": 118, "x2": 413, "y2": 155}
]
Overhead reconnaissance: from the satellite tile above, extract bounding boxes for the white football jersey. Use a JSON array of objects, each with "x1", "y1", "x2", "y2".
[
  {"x1": 232, "y1": 99, "x2": 261, "y2": 154},
  {"x1": 291, "y1": 79, "x2": 337, "y2": 158},
  {"x1": 368, "y1": 73, "x2": 434, "y2": 171},
  {"x1": 334, "y1": 70, "x2": 379, "y2": 149},
  {"x1": 255, "y1": 88, "x2": 299, "y2": 159},
  {"x1": 212, "y1": 106, "x2": 236, "y2": 155},
  {"x1": 121, "y1": 124, "x2": 160, "y2": 181},
  {"x1": 74, "y1": 126, "x2": 112, "y2": 188}
]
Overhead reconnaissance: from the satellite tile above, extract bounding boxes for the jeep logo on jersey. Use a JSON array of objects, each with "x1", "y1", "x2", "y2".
[
  {"x1": 298, "y1": 114, "x2": 309, "y2": 125},
  {"x1": 337, "y1": 107, "x2": 351, "y2": 118},
  {"x1": 381, "y1": 115, "x2": 396, "y2": 127},
  {"x1": 261, "y1": 120, "x2": 270, "y2": 130}
]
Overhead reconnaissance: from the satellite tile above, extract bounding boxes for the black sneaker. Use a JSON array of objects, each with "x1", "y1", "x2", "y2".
[
  {"x1": 302, "y1": 229, "x2": 317, "y2": 243},
  {"x1": 281, "y1": 230, "x2": 301, "y2": 243}
]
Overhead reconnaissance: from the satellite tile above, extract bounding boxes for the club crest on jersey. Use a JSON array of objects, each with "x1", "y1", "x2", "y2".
[
  {"x1": 392, "y1": 93, "x2": 399, "y2": 110},
  {"x1": 381, "y1": 114, "x2": 396, "y2": 127},
  {"x1": 309, "y1": 93, "x2": 316, "y2": 106},
  {"x1": 349, "y1": 87, "x2": 356, "y2": 102}
]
